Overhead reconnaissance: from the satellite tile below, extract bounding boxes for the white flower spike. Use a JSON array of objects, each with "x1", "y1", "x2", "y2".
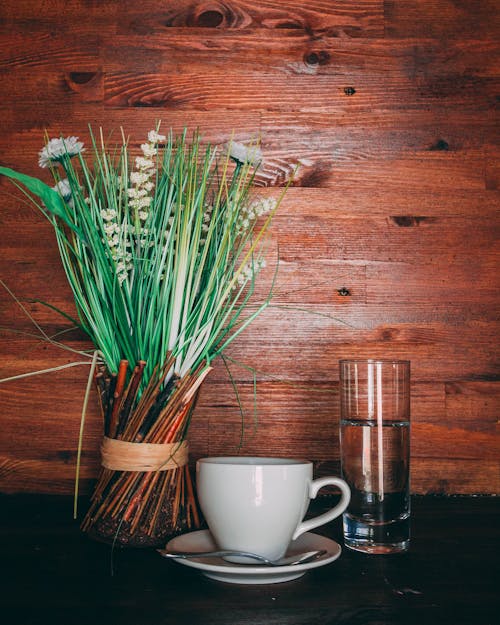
[
  {"x1": 228, "y1": 141, "x2": 262, "y2": 167},
  {"x1": 128, "y1": 129, "x2": 163, "y2": 232},
  {"x1": 39, "y1": 136, "x2": 84, "y2": 168},
  {"x1": 148, "y1": 130, "x2": 167, "y2": 144},
  {"x1": 52, "y1": 178, "x2": 72, "y2": 201}
]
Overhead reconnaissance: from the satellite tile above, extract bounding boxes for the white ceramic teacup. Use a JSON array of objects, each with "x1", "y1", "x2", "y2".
[{"x1": 196, "y1": 456, "x2": 351, "y2": 562}]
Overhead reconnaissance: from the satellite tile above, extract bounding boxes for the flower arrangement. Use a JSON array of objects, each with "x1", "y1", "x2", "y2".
[{"x1": 0, "y1": 127, "x2": 285, "y2": 545}]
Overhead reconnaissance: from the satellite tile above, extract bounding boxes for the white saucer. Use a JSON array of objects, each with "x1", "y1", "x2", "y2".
[{"x1": 163, "y1": 530, "x2": 341, "y2": 585}]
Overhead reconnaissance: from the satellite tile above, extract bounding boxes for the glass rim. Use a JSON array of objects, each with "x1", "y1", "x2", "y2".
[{"x1": 339, "y1": 358, "x2": 410, "y2": 366}]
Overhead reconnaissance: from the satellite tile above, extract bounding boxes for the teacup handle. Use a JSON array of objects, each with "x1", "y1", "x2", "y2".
[{"x1": 292, "y1": 477, "x2": 351, "y2": 540}]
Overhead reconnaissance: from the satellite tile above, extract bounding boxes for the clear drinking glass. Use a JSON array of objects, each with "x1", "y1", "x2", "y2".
[{"x1": 339, "y1": 359, "x2": 410, "y2": 554}]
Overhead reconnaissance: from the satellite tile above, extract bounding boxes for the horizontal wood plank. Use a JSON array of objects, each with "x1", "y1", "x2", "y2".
[
  {"x1": 114, "y1": 0, "x2": 384, "y2": 36},
  {"x1": 102, "y1": 34, "x2": 500, "y2": 81},
  {"x1": 101, "y1": 70, "x2": 500, "y2": 114},
  {"x1": 1, "y1": 376, "x2": 497, "y2": 494}
]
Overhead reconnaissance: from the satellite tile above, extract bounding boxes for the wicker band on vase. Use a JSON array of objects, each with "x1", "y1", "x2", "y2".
[{"x1": 100, "y1": 436, "x2": 189, "y2": 472}]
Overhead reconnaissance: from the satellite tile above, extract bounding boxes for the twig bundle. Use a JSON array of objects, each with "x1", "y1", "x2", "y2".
[{"x1": 81, "y1": 356, "x2": 205, "y2": 545}]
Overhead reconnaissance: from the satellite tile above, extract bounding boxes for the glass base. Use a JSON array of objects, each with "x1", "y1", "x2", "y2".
[
  {"x1": 343, "y1": 513, "x2": 410, "y2": 554},
  {"x1": 344, "y1": 538, "x2": 409, "y2": 554}
]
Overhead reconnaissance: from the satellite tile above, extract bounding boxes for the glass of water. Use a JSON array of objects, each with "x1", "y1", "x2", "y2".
[{"x1": 339, "y1": 359, "x2": 410, "y2": 554}]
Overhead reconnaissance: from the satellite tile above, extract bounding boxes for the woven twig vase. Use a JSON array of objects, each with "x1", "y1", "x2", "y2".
[{"x1": 81, "y1": 361, "x2": 206, "y2": 547}]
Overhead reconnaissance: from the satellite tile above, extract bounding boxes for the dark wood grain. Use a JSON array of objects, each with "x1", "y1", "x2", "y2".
[
  {"x1": 384, "y1": 0, "x2": 500, "y2": 39},
  {"x1": 0, "y1": 495, "x2": 498, "y2": 625},
  {"x1": 0, "y1": 0, "x2": 498, "y2": 496}
]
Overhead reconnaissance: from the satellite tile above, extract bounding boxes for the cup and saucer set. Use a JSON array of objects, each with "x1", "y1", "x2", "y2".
[{"x1": 158, "y1": 456, "x2": 350, "y2": 585}]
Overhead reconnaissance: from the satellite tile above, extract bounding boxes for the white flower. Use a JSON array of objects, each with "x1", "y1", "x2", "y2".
[
  {"x1": 246, "y1": 197, "x2": 277, "y2": 218},
  {"x1": 39, "y1": 136, "x2": 84, "y2": 168},
  {"x1": 127, "y1": 187, "x2": 148, "y2": 199},
  {"x1": 141, "y1": 143, "x2": 157, "y2": 157},
  {"x1": 104, "y1": 223, "x2": 119, "y2": 236},
  {"x1": 101, "y1": 208, "x2": 117, "y2": 221},
  {"x1": 236, "y1": 197, "x2": 277, "y2": 234},
  {"x1": 117, "y1": 272, "x2": 128, "y2": 285},
  {"x1": 235, "y1": 258, "x2": 266, "y2": 287},
  {"x1": 228, "y1": 142, "x2": 262, "y2": 167},
  {"x1": 130, "y1": 171, "x2": 149, "y2": 186},
  {"x1": 254, "y1": 197, "x2": 277, "y2": 216},
  {"x1": 52, "y1": 178, "x2": 72, "y2": 201},
  {"x1": 148, "y1": 130, "x2": 166, "y2": 144},
  {"x1": 135, "y1": 156, "x2": 155, "y2": 170},
  {"x1": 130, "y1": 196, "x2": 152, "y2": 209},
  {"x1": 249, "y1": 198, "x2": 273, "y2": 221}
]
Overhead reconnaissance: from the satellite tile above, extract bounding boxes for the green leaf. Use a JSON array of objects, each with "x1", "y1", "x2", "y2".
[
  {"x1": 30, "y1": 298, "x2": 84, "y2": 331},
  {"x1": 0, "y1": 166, "x2": 84, "y2": 239}
]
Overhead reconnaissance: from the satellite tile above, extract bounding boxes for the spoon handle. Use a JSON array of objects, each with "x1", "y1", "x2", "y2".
[
  {"x1": 158, "y1": 548, "x2": 327, "y2": 566},
  {"x1": 158, "y1": 549, "x2": 273, "y2": 563}
]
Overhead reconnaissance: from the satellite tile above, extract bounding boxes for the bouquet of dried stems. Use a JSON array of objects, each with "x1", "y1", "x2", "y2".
[{"x1": 0, "y1": 127, "x2": 285, "y2": 546}]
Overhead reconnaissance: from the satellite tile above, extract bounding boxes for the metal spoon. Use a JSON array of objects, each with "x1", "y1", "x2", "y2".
[{"x1": 158, "y1": 548, "x2": 327, "y2": 566}]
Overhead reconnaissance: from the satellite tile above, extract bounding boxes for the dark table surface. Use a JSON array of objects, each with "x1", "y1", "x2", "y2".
[{"x1": 1, "y1": 495, "x2": 498, "y2": 625}]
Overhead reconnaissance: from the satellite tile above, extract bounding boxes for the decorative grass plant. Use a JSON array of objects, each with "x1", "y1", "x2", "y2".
[{"x1": 0, "y1": 127, "x2": 284, "y2": 545}]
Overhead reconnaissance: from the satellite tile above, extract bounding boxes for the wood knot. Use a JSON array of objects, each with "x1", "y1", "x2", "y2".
[
  {"x1": 57, "y1": 450, "x2": 75, "y2": 463},
  {"x1": 185, "y1": 2, "x2": 245, "y2": 28},
  {"x1": 381, "y1": 328, "x2": 397, "y2": 341},
  {"x1": 68, "y1": 72, "x2": 97, "y2": 85},
  {"x1": 344, "y1": 86, "x2": 356, "y2": 96},
  {"x1": 65, "y1": 72, "x2": 101, "y2": 101},
  {"x1": 304, "y1": 50, "x2": 331, "y2": 66},
  {"x1": 196, "y1": 9, "x2": 224, "y2": 27},
  {"x1": 390, "y1": 216, "x2": 427, "y2": 227},
  {"x1": 430, "y1": 139, "x2": 450, "y2": 151},
  {"x1": 337, "y1": 287, "x2": 351, "y2": 296}
]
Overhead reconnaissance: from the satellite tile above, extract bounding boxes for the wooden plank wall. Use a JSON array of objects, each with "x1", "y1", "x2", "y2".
[{"x1": 0, "y1": 1, "x2": 498, "y2": 495}]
